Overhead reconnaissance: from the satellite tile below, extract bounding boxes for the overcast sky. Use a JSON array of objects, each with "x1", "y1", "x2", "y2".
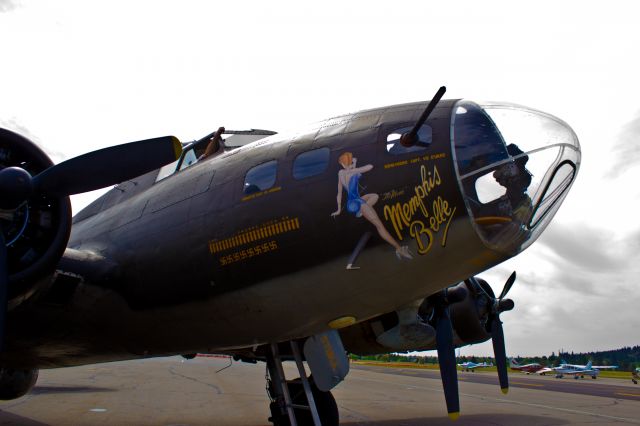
[{"x1": 1, "y1": 1, "x2": 638, "y2": 357}]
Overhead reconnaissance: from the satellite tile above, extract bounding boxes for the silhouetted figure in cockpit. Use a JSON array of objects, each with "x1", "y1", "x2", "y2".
[{"x1": 493, "y1": 144, "x2": 533, "y2": 225}]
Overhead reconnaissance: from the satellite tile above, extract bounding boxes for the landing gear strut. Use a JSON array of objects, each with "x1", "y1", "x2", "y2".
[{"x1": 265, "y1": 342, "x2": 339, "y2": 426}]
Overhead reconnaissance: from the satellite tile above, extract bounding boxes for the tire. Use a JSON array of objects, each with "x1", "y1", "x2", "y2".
[
  {"x1": 268, "y1": 378, "x2": 339, "y2": 426},
  {"x1": 288, "y1": 379, "x2": 339, "y2": 426}
]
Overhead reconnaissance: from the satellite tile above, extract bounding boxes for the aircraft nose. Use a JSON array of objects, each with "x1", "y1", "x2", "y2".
[{"x1": 451, "y1": 100, "x2": 581, "y2": 255}]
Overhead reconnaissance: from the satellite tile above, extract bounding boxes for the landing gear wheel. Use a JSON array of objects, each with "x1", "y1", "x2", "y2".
[{"x1": 268, "y1": 378, "x2": 339, "y2": 426}]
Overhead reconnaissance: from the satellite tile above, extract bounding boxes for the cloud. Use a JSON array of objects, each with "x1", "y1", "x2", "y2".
[
  {"x1": 608, "y1": 111, "x2": 640, "y2": 178},
  {"x1": 0, "y1": 0, "x2": 19, "y2": 12},
  {"x1": 537, "y1": 221, "x2": 629, "y2": 273},
  {"x1": 0, "y1": 119, "x2": 67, "y2": 163}
]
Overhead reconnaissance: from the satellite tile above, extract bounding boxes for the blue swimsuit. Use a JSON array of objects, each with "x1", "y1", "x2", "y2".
[{"x1": 346, "y1": 174, "x2": 365, "y2": 217}]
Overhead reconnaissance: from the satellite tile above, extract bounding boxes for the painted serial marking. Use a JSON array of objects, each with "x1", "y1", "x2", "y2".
[
  {"x1": 219, "y1": 240, "x2": 278, "y2": 266},
  {"x1": 209, "y1": 217, "x2": 300, "y2": 254}
]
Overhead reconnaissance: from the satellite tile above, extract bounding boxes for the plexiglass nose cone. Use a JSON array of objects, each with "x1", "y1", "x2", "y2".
[{"x1": 451, "y1": 100, "x2": 580, "y2": 254}]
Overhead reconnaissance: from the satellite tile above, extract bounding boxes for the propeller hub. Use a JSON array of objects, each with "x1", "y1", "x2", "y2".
[
  {"x1": 444, "y1": 286, "x2": 467, "y2": 305},
  {"x1": 497, "y1": 299, "x2": 515, "y2": 313},
  {"x1": 0, "y1": 167, "x2": 33, "y2": 209}
]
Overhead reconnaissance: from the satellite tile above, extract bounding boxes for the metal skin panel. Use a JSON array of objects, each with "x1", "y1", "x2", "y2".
[{"x1": 2, "y1": 100, "x2": 513, "y2": 368}]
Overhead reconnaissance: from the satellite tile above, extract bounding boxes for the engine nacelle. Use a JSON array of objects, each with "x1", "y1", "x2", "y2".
[
  {"x1": 448, "y1": 280, "x2": 492, "y2": 345},
  {"x1": 340, "y1": 279, "x2": 494, "y2": 355},
  {"x1": 0, "y1": 128, "x2": 72, "y2": 307},
  {"x1": 0, "y1": 368, "x2": 38, "y2": 400}
]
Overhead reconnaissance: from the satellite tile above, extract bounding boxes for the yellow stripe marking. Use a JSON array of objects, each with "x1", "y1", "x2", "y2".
[
  {"x1": 511, "y1": 382, "x2": 544, "y2": 387},
  {"x1": 615, "y1": 392, "x2": 640, "y2": 397}
]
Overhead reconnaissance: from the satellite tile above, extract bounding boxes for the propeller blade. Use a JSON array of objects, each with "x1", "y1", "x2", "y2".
[
  {"x1": 436, "y1": 307, "x2": 459, "y2": 420},
  {"x1": 498, "y1": 271, "x2": 516, "y2": 300},
  {"x1": 0, "y1": 227, "x2": 7, "y2": 350},
  {"x1": 491, "y1": 316, "x2": 509, "y2": 394},
  {"x1": 32, "y1": 136, "x2": 182, "y2": 197}
]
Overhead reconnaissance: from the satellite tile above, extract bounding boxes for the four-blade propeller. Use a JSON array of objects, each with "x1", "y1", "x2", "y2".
[
  {"x1": 468, "y1": 272, "x2": 516, "y2": 395},
  {"x1": 433, "y1": 286, "x2": 467, "y2": 420},
  {"x1": 438, "y1": 273, "x2": 516, "y2": 419},
  {"x1": 0, "y1": 134, "x2": 182, "y2": 348}
]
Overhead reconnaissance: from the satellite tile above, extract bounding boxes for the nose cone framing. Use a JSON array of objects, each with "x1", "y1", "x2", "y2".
[{"x1": 451, "y1": 100, "x2": 581, "y2": 255}]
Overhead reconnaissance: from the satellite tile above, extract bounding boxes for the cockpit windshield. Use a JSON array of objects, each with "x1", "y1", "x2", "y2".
[
  {"x1": 451, "y1": 100, "x2": 580, "y2": 255},
  {"x1": 155, "y1": 129, "x2": 278, "y2": 183}
]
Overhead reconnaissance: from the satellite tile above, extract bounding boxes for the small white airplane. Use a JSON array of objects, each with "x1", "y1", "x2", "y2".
[
  {"x1": 537, "y1": 360, "x2": 615, "y2": 379},
  {"x1": 458, "y1": 361, "x2": 493, "y2": 372}
]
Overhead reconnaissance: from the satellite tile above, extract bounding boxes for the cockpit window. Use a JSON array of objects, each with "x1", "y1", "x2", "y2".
[
  {"x1": 385, "y1": 125, "x2": 432, "y2": 155},
  {"x1": 155, "y1": 144, "x2": 206, "y2": 183},
  {"x1": 293, "y1": 147, "x2": 330, "y2": 179},
  {"x1": 156, "y1": 159, "x2": 179, "y2": 182},
  {"x1": 453, "y1": 106, "x2": 508, "y2": 176},
  {"x1": 244, "y1": 160, "x2": 277, "y2": 194},
  {"x1": 179, "y1": 148, "x2": 198, "y2": 171}
]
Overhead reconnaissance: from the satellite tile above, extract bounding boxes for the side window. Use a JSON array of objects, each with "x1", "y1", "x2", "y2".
[
  {"x1": 156, "y1": 159, "x2": 179, "y2": 182},
  {"x1": 386, "y1": 125, "x2": 432, "y2": 155},
  {"x1": 179, "y1": 148, "x2": 198, "y2": 170},
  {"x1": 155, "y1": 147, "x2": 198, "y2": 182},
  {"x1": 293, "y1": 147, "x2": 330, "y2": 179},
  {"x1": 244, "y1": 160, "x2": 277, "y2": 194}
]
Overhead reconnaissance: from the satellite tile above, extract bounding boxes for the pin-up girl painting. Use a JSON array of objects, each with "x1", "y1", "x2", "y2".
[{"x1": 331, "y1": 151, "x2": 412, "y2": 260}]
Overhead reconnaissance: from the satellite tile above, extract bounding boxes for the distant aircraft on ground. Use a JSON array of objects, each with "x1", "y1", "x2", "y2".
[
  {"x1": 632, "y1": 368, "x2": 639, "y2": 384},
  {"x1": 458, "y1": 361, "x2": 492, "y2": 371},
  {"x1": 509, "y1": 358, "x2": 542, "y2": 374},
  {"x1": 537, "y1": 360, "x2": 611, "y2": 379}
]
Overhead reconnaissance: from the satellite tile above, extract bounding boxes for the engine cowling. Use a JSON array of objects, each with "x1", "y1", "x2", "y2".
[
  {"x1": 0, "y1": 367, "x2": 38, "y2": 400},
  {"x1": 0, "y1": 128, "x2": 72, "y2": 308},
  {"x1": 448, "y1": 280, "x2": 492, "y2": 345},
  {"x1": 340, "y1": 279, "x2": 497, "y2": 355}
]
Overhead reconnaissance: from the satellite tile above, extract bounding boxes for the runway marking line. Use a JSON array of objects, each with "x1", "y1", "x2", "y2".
[
  {"x1": 615, "y1": 392, "x2": 640, "y2": 398},
  {"x1": 510, "y1": 381, "x2": 544, "y2": 387},
  {"x1": 352, "y1": 375, "x2": 640, "y2": 425}
]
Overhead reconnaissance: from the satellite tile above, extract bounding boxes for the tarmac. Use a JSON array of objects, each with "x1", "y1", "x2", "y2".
[{"x1": 0, "y1": 356, "x2": 638, "y2": 425}]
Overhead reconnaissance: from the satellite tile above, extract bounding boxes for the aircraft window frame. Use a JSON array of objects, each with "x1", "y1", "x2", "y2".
[
  {"x1": 155, "y1": 142, "x2": 207, "y2": 183},
  {"x1": 385, "y1": 125, "x2": 432, "y2": 155},
  {"x1": 155, "y1": 159, "x2": 180, "y2": 182},
  {"x1": 243, "y1": 160, "x2": 278, "y2": 195},
  {"x1": 292, "y1": 147, "x2": 330, "y2": 180},
  {"x1": 179, "y1": 147, "x2": 198, "y2": 171}
]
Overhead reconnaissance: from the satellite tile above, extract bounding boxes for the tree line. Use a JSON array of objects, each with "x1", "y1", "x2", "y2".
[{"x1": 350, "y1": 345, "x2": 640, "y2": 371}]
